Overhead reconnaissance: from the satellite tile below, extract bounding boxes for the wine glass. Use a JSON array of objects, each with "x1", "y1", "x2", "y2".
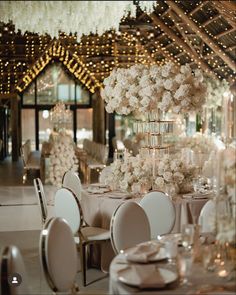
[
  {"x1": 181, "y1": 224, "x2": 195, "y2": 250},
  {"x1": 178, "y1": 249, "x2": 193, "y2": 286}
]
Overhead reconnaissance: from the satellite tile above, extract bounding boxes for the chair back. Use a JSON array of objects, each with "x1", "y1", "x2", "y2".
[
  {"x1": 62, "y1": 170, "x2": 82, "y2": 201},
  {"x1": 99, "y1": 166, "x2": 112, "y2": 184},
  {"x1": 33, "y1": 178, "x2": 48, "y2": 224},
  {"x1": 198, "y1": 200, "x2": 215, "y2": 233},
  {"x1": 140, "y1": 191, "x2": 176, "y2": 239},
  {"x1": 54, "y1": 188, "x2": 82, "y2": 235},
  {"x1": 110, "y1": 202, "x2": 150, "y2": 254},
  {"x1": 0, "y1": 245, "x2": 29, "y2": 295},
  {"x1": 39, "y1": 217, "x2": 78, "y2": 292}
]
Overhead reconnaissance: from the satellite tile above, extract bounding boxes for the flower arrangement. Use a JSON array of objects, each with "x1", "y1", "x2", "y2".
[
  {"x1": 223, "y1": 146, "x2": 236, "y2": 204},
  {"x1": 48, "y1": 131, "x2": 79, "y2": 187},
  {"x1": 105, "y1": 152, "x2": 197, "y2": 194},
  {"x1": 205, "y1": 78, "x2": 230, "y2": 108},
  {"x1": 101, "y1": 62, "x2": 207, "y2": 116},
  {"x1": 105, "y1": 153, "x2": 152, "y2": 193},
  {"x1": 154, "y1": 154, "x2": 198, "y2": 194},
  {"x1": 178, "y1": 133, "x2": 216, "y2": 154}
]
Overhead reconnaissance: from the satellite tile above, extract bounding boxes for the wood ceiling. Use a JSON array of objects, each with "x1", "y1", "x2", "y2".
[{"x1": 0, "y1": 0, "x2": 235, "y2": 94}]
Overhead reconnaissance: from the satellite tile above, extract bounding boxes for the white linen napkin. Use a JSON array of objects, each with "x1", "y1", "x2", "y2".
[
  {"x1": 124, "y1": 243, "x2": 161, "y2": 263},
  {"x1": 118, "y1": 264, "x2": 166, "y2": 288}
]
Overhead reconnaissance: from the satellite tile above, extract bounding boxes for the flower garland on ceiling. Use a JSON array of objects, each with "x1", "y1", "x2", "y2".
[{"x1": 0, "y1": 1, "x2": 157, "y2": 40}]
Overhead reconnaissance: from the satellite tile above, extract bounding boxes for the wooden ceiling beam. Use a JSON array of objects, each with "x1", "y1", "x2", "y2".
[
  {"x1": 202, "y1": 14, "x2": 220, "y2": 27},
  {"x1": 215, "y1": 27, "x2": 235, "y2": 39},
  {"x1": 150, "y1": 12, "x2": 217, "y2": 78},
  {"x1": 189, "y1": 1, "x2": 209, "y2": 16},
  {"x1": 166, "y1": 1, "x2": 236, "y2": 72}
]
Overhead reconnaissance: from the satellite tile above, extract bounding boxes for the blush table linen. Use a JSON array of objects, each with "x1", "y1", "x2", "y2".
[{"x1": 80, "y1": 188, "x2": 209, "y2": 270}]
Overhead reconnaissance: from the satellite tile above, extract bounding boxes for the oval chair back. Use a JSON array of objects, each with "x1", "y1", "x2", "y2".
[
  {"x1": 33, "y1": 178, "x2": 48, "y2": 224},
  {"x1": 198, "y1": 200, "x2": 216, "y2": 233},
  {"x1": 62, "y1": 170, "x2": 82, "y2": 201},
  {"x1": 39, "y1": 217, "x2": 78, "y2": 293},
  {"x1": 110, "y1": 202, "x2": 151, "y2": 254},
  {"x1": 140, "y1": 191, "x2": 176, "y2": 239},
  {"x1": 0, "y1": 245, "x2": 29, "y2": 295},
  {"x1": 54, "y1": 188, "x2": 82, "y2": 235}
]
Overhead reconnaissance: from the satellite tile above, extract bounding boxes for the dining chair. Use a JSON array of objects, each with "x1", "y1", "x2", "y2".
[
  {"x1": 62, "y1": 170, "x2": 82, "y2": 201},
  {"x1": 0, "y1": 245, "x2": 29, "y2": 295},
  {"x1": 39, "y1": 217, "x2": 79, "y2": 294},
  {"x1": 33, "y1": 178, "x2": 48, "y2": 225},
  {"x1": 110, "y1": 201, "x2": 151, "y2": 254},
  {"x1": 140, "y1": 191, "x2": 176, "y2": 239},
  {"x1": 198, "y1": 200, "x2": 216, "y2": 233},
  {"x1": 99, "y1": 166, "x2": 112, "y2": 184},
  {"x1": 54, "y1": 188, "x2": 110, "y2": 286}
]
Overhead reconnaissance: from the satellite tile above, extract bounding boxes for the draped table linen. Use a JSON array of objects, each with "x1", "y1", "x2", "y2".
[{"x1": 80, "y1": 188, "x2": 210, "y2": 270}]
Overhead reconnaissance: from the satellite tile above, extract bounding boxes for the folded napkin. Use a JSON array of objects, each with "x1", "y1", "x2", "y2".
[
  {"x1": 124, "y1": 243, "x2": 161, "y2": 263},
  {"x1": 118, "y1": 264, "x2": 166, "y2": 289}
]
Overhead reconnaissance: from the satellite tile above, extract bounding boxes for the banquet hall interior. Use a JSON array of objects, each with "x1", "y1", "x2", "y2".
[{"x1": 0, "y1": 1, "x2": 235, "y2": 294}]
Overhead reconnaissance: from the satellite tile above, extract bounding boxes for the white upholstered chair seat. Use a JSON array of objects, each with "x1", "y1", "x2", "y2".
[
  {"x1": 140, "y1": 191, "x2": 176, "y2": 239},
  {"x1": 110, "y1": 202, "x2": 151, "y2": 254},
  {"x1": 81, "y1": 227, "x2": 110, "y2": 241},
  {"x1": 39, "y1": 217, "x2": 78, "y2": 293}
]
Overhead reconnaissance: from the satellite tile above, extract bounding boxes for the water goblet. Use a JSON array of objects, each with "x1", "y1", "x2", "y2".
[
  {"x1": 165, "y1": 239, "x2": 178, "y2": 264},
  {"x1": 181, "y1": 224, "x2": 195, "y2": 250},
  {"x1": 178, "y1": 249, "x2": 193, "y2": 286}
]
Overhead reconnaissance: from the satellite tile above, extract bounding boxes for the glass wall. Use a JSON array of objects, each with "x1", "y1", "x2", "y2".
[
  {"x1": 21, "y1": 109, "x2": 36, "y2": 150},
  {"x1": 21, "y1": 62, "x2": 92, "y2": 150}
]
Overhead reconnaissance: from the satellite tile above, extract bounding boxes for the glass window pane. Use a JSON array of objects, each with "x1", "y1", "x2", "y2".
[
  {"x1": 37, "y1": 63, "x2": 75, "y2": 105},
  {"x1": 76, "y1": 109, "x2": 93, "y2": 147},
  {"x1": 38, "y1": 110, "x2": 51, "y2": 150},
  {"x1": 23, "y1": 82, "x2": 35, "y2": 105},
  {"x1": 22, "y1": 109, "x2": 35, "y2": 149},
  {"x1": 76, "y1": 84, "x2": 90, "y2": 104}
]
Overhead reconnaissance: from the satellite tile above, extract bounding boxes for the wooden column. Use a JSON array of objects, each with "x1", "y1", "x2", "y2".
[
  {"x1": 166, "y1": 1, "x2": 236, "y2": 72},
  {"x1": 92, "y1": 90, "x2": 105, "y2": 144},
  {"x1": 11, "y1": 94, "x2": 20, "y2": 161}
]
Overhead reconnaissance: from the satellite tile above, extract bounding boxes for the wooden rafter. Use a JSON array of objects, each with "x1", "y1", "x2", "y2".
[
  {"x1": 202, "y1": 14, "x2": 220, "y2": 27},
  {"x1": 189, "y1": 1, "x2": 209, "y2": 16},
  {"x1": 166, "y1": 1, "x2": 236, "y2": 72},
  {"x1": 149, "y1": 12, "x2": 217, "y2": 78},
  {"x1": 215, "y1": 27, "x2": 236, "y2": 39}
]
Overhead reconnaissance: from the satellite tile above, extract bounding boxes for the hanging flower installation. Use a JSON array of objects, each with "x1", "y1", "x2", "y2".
[
  {"x1": 101, "y1": 62, "x2": 207, "y2": 116},
  {"x1": 0, "y1": 1, "x2": 157, "y2": 40}
]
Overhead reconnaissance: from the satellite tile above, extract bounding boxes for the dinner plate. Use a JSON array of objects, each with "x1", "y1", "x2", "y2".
[
  {"x1": 123, "y1": 241, "x2": 167, "y2": 263},
  {"x1": 87, "y1": 187, "x2": 110, "y2": 194},
  {"x1": 90, "y1": 183, "x2": 108, "y2": 189},
  {"x1": 118, "y1": 265, "x2": 177, "y2": 289}
]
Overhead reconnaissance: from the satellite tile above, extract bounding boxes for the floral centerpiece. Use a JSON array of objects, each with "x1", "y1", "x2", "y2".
[
  {"x1": 48, "y1": 131, "x2": 79, "y2": 187},
  {"x1": 105, "y1": 153, "x2": 152, "y2": 193},
  {"x1": 154, "y1": 154, "x2": 198, "y2": 194},
  {"x1": 101, "y1": 62, "x2": 207, "y2": 116},
  {"x1": 105, "y1": 152, "x2": 197, "y2": 195}
]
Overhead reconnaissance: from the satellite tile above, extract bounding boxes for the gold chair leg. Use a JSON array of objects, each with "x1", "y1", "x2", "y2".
[{"x1": 80, "y1": 243, "x2": 87, "y2": 286}]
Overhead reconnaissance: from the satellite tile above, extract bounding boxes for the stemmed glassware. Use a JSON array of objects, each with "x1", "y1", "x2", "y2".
[{"x1": 181, "y1": 224, "x2": 195, "y2": 250}]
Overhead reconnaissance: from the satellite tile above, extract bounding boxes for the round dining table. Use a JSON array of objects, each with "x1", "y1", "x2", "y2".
[
  {"x1": 80, "y1": 186, "x2": 212, "y2": 271},
  {"x1": 109, "y1": 244, "x2": 236, "y2": 295}
]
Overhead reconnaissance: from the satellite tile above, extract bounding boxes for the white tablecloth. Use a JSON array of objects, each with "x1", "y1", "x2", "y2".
[{"x1": 80, "y1": 188, "x2": 209, "y2": 270}]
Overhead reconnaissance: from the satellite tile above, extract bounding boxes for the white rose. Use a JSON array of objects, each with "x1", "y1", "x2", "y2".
[{"x1": 163, "y1": 171, "x2": 173, "y2": 182}]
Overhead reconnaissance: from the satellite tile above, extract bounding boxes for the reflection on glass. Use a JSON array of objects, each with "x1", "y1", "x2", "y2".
[
  {"x1": 37, "y1": 63, "x2": 75, "y2": 104},
  {"x1": 76, "y1": 85, "x2": 90, "y2": 104},
  {"x1": 23, "y1": 82, "x2": 35, "y2": 105},
  {"x1": 22, "y1": 109, "x2": 36, "y2": 149},
  {"x1": 38, "y1": 110, "x2": 51, "y2": 150},
  {"x1": 76, "y1": 109, "x2": 93, "y2": 148}
]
